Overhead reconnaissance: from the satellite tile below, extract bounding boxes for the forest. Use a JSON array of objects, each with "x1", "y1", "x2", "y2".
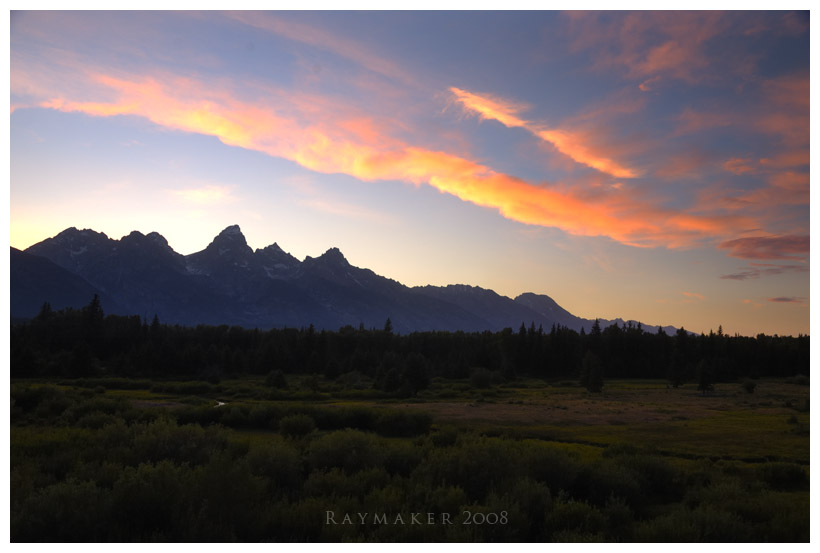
[
  {"x1": 11, "y1": 295, "x2": 809, "y2": 386},
  {"x1": 10, "y1": 297, "x2": 811, "y2": 542}
]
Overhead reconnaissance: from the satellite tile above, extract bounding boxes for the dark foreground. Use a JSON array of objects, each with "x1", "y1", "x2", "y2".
[
  {"x1": 10, "y1": 304, "x2": 810, "y2": 541},
  {"x1": 11, "y1": 374, "x2": 809, "y2": 542}
]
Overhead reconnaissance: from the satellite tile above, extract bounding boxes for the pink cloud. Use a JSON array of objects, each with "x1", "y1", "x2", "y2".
[
  {"x1": 564, "y1": 11, "x2": 729, "y2": 84},
  {"x1": 29, "y1": 68, "x2": 766, "y2": 253},
  {"x1": 718, "y1": 235, "x2": 809, "y2": 261},
  {"x1": 638, "y1": 76, "x2": 662, "y2": 91},
  {"x1": 723, "y1": 157, "x2": 756, "y2": 175},
  {"x1": 450, "y1": 87, "x2": 641, "y2": 178}
]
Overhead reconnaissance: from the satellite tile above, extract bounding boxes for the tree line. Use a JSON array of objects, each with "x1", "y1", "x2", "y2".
[{"x1": 11, "y1": 296, "x2": 809, "y2": 393}]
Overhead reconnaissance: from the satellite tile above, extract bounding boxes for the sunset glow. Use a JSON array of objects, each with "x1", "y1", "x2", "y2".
[{"x1": 10, "y1": 10, "x2": 810, "y2": 336}]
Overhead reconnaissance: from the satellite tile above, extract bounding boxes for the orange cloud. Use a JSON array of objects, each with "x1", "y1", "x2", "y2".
[
  {"x1": 35, "y1": 70, "x2": 763, "y2": 253},
  {"x1": 681, "y1": 291, "x2": 705, "y2": 301},
  {"x1": 450, "y1": 87, "x2": 640, "y2": 178},
  {"x1": 449, "y1": 87, "x2": 529, "y2": 128},
  {"x1": 759, "y1": 150, "x2": 809, "y2": 169},
  {"x1": 723, "y1": 157, "x2": 756, "y2": 175},
  {"x1": 675, "y1": 108, "x2": 734, "y2": 136},
  {"x1": 638, "y1": 76, "x2": 662, "y2": 91},
  {"x1": 564, "y1": 11, "x2": 727, "y2": 83}
]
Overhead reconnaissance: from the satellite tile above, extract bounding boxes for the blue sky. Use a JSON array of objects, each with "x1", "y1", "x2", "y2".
[{"x1": 9, "y1": 10, "x2": 811, "y2": 335}]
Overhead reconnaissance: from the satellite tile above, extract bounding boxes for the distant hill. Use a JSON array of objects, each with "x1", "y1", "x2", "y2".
[
  {"x1": 14, "y1": 225, "x2": 678, "y2": 334},
  {"x1": 10, "y1": 247, "x2": 123, "y2": 318}
]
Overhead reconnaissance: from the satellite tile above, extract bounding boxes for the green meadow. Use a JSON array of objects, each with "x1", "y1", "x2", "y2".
[{"x1": 10, "y1": 373, "x2": 809, "y2": 542}]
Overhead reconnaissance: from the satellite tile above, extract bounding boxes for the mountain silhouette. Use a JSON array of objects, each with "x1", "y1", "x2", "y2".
[{"x1": 15, "y1": 225, "x2": 678, "y2": 334}]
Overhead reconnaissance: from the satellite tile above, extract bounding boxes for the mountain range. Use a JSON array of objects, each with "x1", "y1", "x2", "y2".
[{"x1": 11, "y1": 225, "x2": 678, "y2": 335}]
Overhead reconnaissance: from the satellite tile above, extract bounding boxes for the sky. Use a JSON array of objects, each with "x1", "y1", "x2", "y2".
[{"x1": 9, "y1": 10, "x2": 811, "y2": 336}]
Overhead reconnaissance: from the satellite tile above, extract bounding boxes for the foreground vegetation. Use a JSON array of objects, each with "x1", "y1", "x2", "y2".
[
  {"x1": 11, "y1": 374, "x2": 810, "y2": 542},
  {"x1": 9, "y1": 300, "x2": 810, "y2": 542}
]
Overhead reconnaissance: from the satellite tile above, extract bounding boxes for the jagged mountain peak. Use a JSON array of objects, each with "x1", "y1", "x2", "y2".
[
  {"x1": 255, "y1": 242, "x2": 301, "y2": 273},
  {"x1": 320, "y1": 247, "x2": 348, "y2": 264},
  {"x1": 212, "y1": 224, "x2": 248, "y2": 244},
  {"x1": 52, "y1": 226, "x2": 110, "y2": 243},
  {"x1": 199, "y1": 225, "x2": 252, "y2": 255},
  {"x1": 119, "y1": 230, "x2": 176, "y2": 256},
  {"x1": 219, "y1": 224, "x2": 244, "y2": 237},
  {"x1": 304, "y1": 246, "x2": 349, "y2": 266},
  {"x1": 261, "y1": 242, "x2": 284, "y2": 253},
  {"x1": 17, "y1": 224, "x2": 679, "y2": 334},
  {"x1": 146, "y1": 231, "x2": 170, "y2": 247}
]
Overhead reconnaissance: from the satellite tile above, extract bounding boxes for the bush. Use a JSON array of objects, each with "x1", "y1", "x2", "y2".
[
  {"x1": 265, "y1": 370, "x2": 288, "y2": 389},
  {"x1": 307, "y1": 429, "x2": 383, "y2": 473},
  {"x1": 470, "y1": 368, "x2": 494, "y2": 389},
  {"x1": 13, "y1": 479, "x2": 112, "y2": 541},
  {"x1": 758, "y1": 462, "x2": 809, "y2": 491},
  {"x1": 130, "y1": 418, "x2": 229, "y2": 466},
  {"x1": 788, "y1": 374, "x2": 809, "y2": 386},
  {"x1": 220, "y1": 406, "x2": 248, "y2": 427},
  {"x1": 246, "y1": 443, "x2": 302, "y2": 495},
  {"x1": 741, "y1": 378, "x2": 757, "y2": 393},
  {"x1": 419, "y1": 436, "x2": 523, "y2": 501},
  {"x1": 635, "y1": 505, "x2": 752, "y2": 542},
  {"x1": 547, "y1": 499, "x2": 606, "y2": 539},
  {"x1": 278, "y1": 414, "x2": 316, "y2": 439}
]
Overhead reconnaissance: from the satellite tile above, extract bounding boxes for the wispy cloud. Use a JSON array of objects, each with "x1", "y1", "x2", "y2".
[
  {"x1": 28, "y1": 69, "x2": 753, "y2": 251},
  {"x1": 169, "y1": 184, "x2": 235, "y2": 205},
  {"x1": 638, "y1": 76, "x2": 662, "y2": 92},
  {"x1": 564, "y1": 11, "x2": 730, "y2": 84},
  {"x1": 13, "y1": 57, "x2": 797, "y2": 261},
  {"x1": 723, "y1": 157, "x2": 756, "y2": 175},
  {"x1": 225, "y1": 11, "x2": 418, "y2": 88},
  {"x1": 297, "y1": 198, "x2": 392, "y2": 224},
  {"x1": 681, "y1": 291, "x2": 705, "y2": 301},
  {"x1": 718, "y1": 235, "x2": 809, "y2": 261},
  {"x1": 720, "y1": 262, "x2": 809, "y2": 281},
  {"x1": 450, "y1": 87, "x2": 640, "y2": 178},
  {"x1": 768, "y1": 296, "x2": 806, "y2": 304}
]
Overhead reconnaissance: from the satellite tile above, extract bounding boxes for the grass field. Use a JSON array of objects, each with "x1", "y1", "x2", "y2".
[
  {"x1": 11, "y1": 374, "x2": 810, "y2": 541},
  {"x1": 33, "y1": 374, "x2": 809, "y2": 463}
]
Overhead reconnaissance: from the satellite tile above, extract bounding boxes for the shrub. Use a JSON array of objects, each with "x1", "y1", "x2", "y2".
[
  {"x1": 278, "y1": 414, "x2": 316, "y2": 439},
  {"x1": 635, "y1": 505, "x2": 752, "y2": 542},
  {"x1": 788, "y1": 374, "x2": 809, "y2": 386},
  {"x1": 547, "y1": 499, "x2": 606, "y2": 539},
  {"x1": 419, "y1": 436, "x2": 524, "y2": 501},
  {"x1": 220, "y1": 406, "x2": 248, "y2": 427},
  {"x1": 246, "y1": 443, "x2": 302, "y2": 495},
  {"x1": 741, "y1": 378, "x2": 757, "y2": 393},
  {"x1": 130, "y1": 418, "x2": 229, "y2": 466},
  {"x1": 307, "y1": 429, "x2": 383, "y2": 473},
  {"x1": 470, "y1": 368, "x2": 493, "y2": 389},
  {"x1": 758, "y1": 462, "x2": 809, "y2": 491},
  {"x1": 265, "y1": 370, "x2": 288, "y2": 389},
  {"x1": 382, "y1": 441, "x2": 424, "y2": 476},
  {"x1": 109, "y1": 461, "x2": 187, "y2": 540},
  {"x1": 12, "y1": 479, "x2": 112, "y2": 541}
]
